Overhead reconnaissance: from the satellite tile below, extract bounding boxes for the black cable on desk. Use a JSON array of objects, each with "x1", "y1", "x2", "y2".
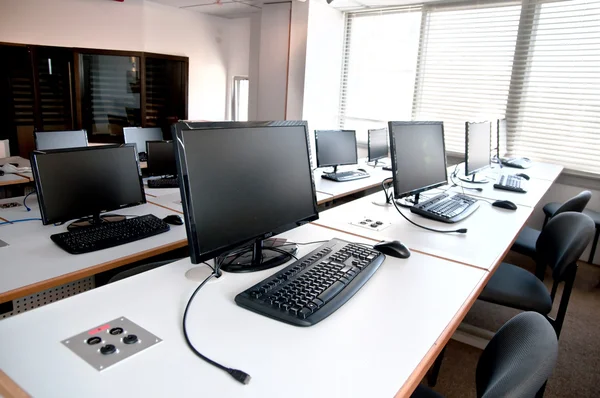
[{"x1": 182, "y1": 260, "x2": 251, "y2": 385}]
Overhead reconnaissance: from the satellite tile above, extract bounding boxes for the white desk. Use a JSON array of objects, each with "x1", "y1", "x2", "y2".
[
  {"x1": 147, "y1": 192, "x2": 183, "y2": 213},
  {"x1": 0, "y1": 224, "x2": 487, "y2": 398},
  {"x1": 488, "y1": 162, "x2": 563, "y2": 182},
  {"x1": 0, "y1": 173, "x2": 28, "y2": 187},
  {"x1": 0, "y1": 199, "x2": 187, "y2": 304},
  {"x1": 314, "y1": 159, "x2": 392, "y2": 201},
  {"x1": 313, "y1": 191, "x2": 533, "y2": 271},
  {"x1": 0, "y1": 156, "x2": 34, "y2": 182},
  {"x1": 143, "y1": 178, "x2": 180, "y2": 198}
]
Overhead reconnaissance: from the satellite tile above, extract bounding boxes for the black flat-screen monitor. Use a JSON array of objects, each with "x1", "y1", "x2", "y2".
[
  {"x1": 368, "y1": 128, "x2": 388, "y2": 162},
  {"x1": 35, "y1": 130, "x2": 88, "y2": 151},
  {"x1": 172, "y1": 121, "x2": 319, "y2": 272},
  {"x1": 315, "y1": 130, "x2": 358, "y2": 168},
  {"x1": 388, "y1": 121, "x2": 448, "y2": 199},
  {"x1": 465, "y1": 121, "x2": 491, "y2": 176},
  {"x1": 123, "y1": 127, "x2": 163, "y2": 155},
  {"x1": 146, "y1": 141, "x2": 176, "y2": 177},
  {"x1": 31, "y1": 145, "x2": 145, "y2": 226}
]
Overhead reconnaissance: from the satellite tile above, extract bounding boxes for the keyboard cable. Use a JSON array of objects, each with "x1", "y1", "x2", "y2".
[{"x1": 182, "y1": 258, "x2": 251, "y2": 385}]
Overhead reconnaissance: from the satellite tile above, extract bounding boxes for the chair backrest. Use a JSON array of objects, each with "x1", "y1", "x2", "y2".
[
  {"x1": 476, "y1": 312, "x2": 558, "y2": 398},
  {"x1": 553, "y1": 190, "x2": 592, "y2": 217},
  {"x1": 536, "y1": 212, "x2": 595, "y2": 281}
]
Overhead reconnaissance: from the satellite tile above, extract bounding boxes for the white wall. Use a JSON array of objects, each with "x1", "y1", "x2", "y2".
[
  {"x1": 302, "y1": 0, "x2": 344, "y2": 166},
  {"x1": 0, "y1": 0, "x2": 238, "y2": 121}
]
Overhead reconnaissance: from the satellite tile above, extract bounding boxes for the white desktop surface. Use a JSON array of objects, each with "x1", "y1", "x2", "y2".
[
  {"x1": 0, "y1": 200, "x2": 187, "y2": 303},
  {"x1": 313, "y1": 191, "x2": 533, "y2": 271},
  {"x1": 316, "y1": 191, "x2": 334, "y2": 204},
  {"x1": 0, "y1": 224, "x2": 487, "y2": 398},
  {"x1": 147, "y1": 192, "x2": 183, "y2": 213},
  {"x1": 448, "y1": 173, "x2": 554, "y2": 208},
  {"x1": 489, "y1": 161, "x2": 563, "y2": 181},
  {"x1": 314, "y1": 160, "x2": 392, "y2": 199},
  {"x1": 0, "y1": 173, "x2": 28, "y2": 186}
]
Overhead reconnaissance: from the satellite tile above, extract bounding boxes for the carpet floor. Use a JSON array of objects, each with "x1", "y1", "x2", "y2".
[{"x1": 426, "y1": 252, "x2": 600, "y2": 398}]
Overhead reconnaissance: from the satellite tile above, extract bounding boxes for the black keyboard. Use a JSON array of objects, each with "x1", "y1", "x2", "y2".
[
  {"x1": 410, "y1": 193, "x2": 480, "y2": 223},
  {"x1": 494, "y1": 175, "x2": 527, "y2": 193},
  {"x1": 500, "y1": 157, "x2": 532, "y2": 169},
  {"x1": 235, "y1": 238, "x2": 385, "y2": 326},
  {"x1": 321, "y1": 170, "x2": 369, "y2": 182},
  {"x1": 147, "y1": 178, "x2": 179, "y2": 189},
  {"x1": 51, "y1": 214, "x2": 170, "y2": 254}
]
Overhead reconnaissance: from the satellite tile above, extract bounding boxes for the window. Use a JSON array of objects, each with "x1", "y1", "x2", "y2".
[
  {"x1": 339, "y1": 8, "x2": 422, "y2": 143},
  {"x1": 339, "y1": 0, "x2": 600, "y2": 174},
  {"x1": 413, "y1": 2, "x2": 521, "y2": 154},
  {"x1": 232, "y1": 76, "x2": 249, "y2": 122},
  {"x1": 509, "y1": 0, "x2": 600, "y2": 175}
]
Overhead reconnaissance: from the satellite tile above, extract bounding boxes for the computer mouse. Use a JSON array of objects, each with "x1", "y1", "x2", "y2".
[
  {"x1": 516, "y1": 173, "x2": 530, "y2": 180},
  {"x1": 0, "y1": 169, "x2": 4, "y2": 176},
  {"x1": 357, "y1": 168, "x2": 367, "y2": 173},
  {"x1": 373, "y1": 240, "x2": 411, "y2": 259},
  {"x1": 492, "y1": 200, "x2": 518, "y2": 211},
  {"x1": 163, "y1": 214, "x2": 183, "y2": 225}
]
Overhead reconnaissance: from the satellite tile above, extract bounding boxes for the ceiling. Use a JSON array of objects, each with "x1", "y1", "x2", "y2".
[{"x1": 150, "y1": 0, "x2": 427, "y2": 18}]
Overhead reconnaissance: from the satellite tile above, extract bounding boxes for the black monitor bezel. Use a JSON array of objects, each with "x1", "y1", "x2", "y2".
[
  {"x1": 464, "y1": 121, "x2": 491, "y2": 176},
  {"x1": 31, "y1": 144, "x2": 146, "y2": 226},
  {"x1": 368, "y1": 128, "x2": 388, "y2": 162},
  {"x1": 34, "y1": 129, "x2": 89, "y2": 151},
  {"x1": 388, "y1": 121, "x2": 449, "y2": 200},
  {"x1": 146, "y1": 140, "x2": 176, "y2": 177},
  {"x1": 171, "y1": 120, "x2": 320, "y2": 265},
  {"x1": 314, "y1": 129, "x2": 358, "y2": 168}
]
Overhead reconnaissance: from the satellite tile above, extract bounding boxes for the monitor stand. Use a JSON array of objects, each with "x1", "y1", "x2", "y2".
[
  {"x1": 458, "y1": 173, "x2": 489, "y2": 184},
  {"x1": 220, "y1": 238, "x2": 298, "y2": 273},
  {"x1": 67, "y1": 213, "x2": 126, "y2": 231},
  {"x1": 394, "y1": 192, "x2": 421, "y2": 208}
]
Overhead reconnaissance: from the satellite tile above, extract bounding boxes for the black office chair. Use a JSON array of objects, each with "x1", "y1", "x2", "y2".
[
  {"x1": 413, "y1": 312, "x2": 558, "y2": 398},
  {"x1": 108, "y1": 258, "x2": 183, "y2": 284},
  {"x1": 512, "y1": 190, "x2": 591, "y2": 278},
  {"x1": 543, "y1": 201, "x2": 600, "y2": 265},
  {"x1": 480, "y1": 212, "x2": 594, "y2": 338}
]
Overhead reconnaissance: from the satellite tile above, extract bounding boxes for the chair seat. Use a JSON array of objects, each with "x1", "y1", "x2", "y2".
[
  {"x1": 479, "y1": 262, "x2": 553, "y2": 314},
  {"x1": 511, "y1": 226, "x2": 540, "y2": 258},
  {"x1": 544, "y1": 202, "x2": 600, "y2": 226},
  {"x1": 411, "y1": 384, "x2": 445, "y2": 398}
]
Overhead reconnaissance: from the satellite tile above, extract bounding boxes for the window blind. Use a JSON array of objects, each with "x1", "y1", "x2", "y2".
[
  {"x1": 508, "y1": 0, "x2": 600, "y2": 175},
  {"x1": 339, "y1": 6, "x2": 422, "y2": 142},
  {"x1": 412, "y1": 1, "x2": 522, "y2": 154}
]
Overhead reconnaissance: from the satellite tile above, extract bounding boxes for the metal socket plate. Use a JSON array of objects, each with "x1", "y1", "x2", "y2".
[
  {"x1": 62, "y1": 316, "x2": 162, "y2": 371},
  {"x1": 350, "y1": 217, "x2": 391, "y2": 232}
]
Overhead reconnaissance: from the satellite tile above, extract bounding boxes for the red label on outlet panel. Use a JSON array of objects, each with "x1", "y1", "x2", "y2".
[{"x1": 88, "y1": 324, "x2": 110, "y2": 335}]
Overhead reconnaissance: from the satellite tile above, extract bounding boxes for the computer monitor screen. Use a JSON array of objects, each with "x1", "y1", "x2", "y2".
[
  {"x1": 368, "y1": 128, "x2": 388, "y2": 162},
  {"x1": 315, "y1": 130, "x2": 358, "y2": 168},
  {"x1": 465, "y1": 121, "x2": 491, "y2": 176},
  {"x1": 123, "y1": 127, "x2": 163, "y2": 154},
  {"x1": 146, "y1": 141, "x2": 176, "y2": 177},
  {"x1": 35, "y1": 130, "x2": 88, "y2": 151},
  {"x1": 497, "y1": 119, "x2": 507, "y2": 158},
  {"x1": 388, "y1": 121, "x2": 448, "y2": 199},
  {"x1": 31, "y1": 145, "x2": 145, "y2": 225},
  {"x1": 173, "y1": 121, "x2": 319, "y2": 268}
]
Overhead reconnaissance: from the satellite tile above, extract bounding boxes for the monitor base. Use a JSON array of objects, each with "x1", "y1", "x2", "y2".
[
  {"x1": 220, "y1": 238, "x2": 298, "y2": 273},
  {"x1": 67, "y1": 214, "x2": 126, "y2": 231},
  {"x1": 457, "y1": 173, "x2": 489, "y2": 184},
  {"x1": 185, "y1": 264, "x2": 223, "y2": 283}
]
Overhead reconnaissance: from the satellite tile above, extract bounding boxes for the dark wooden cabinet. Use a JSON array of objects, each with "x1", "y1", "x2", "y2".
[{"x1": 0, "y1": 43, "x2": 188, "y2": 156}]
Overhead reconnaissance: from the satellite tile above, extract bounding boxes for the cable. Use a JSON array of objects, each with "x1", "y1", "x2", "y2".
[
  {"x1": 23, "y1": 190, "x2": 36, "y2": 212},
  {"x1": 0, "y1": 218, "x2": 42, "y2": 226},
  {"x1": 390, "y1": 194, "x2": 467, "y2": 234},
  {"x1": 265, "y1": 246, "x2": 298, "y2": 261},
  {"x1": 182, "y1": 261, "x2": 250, "y2": 384}
]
